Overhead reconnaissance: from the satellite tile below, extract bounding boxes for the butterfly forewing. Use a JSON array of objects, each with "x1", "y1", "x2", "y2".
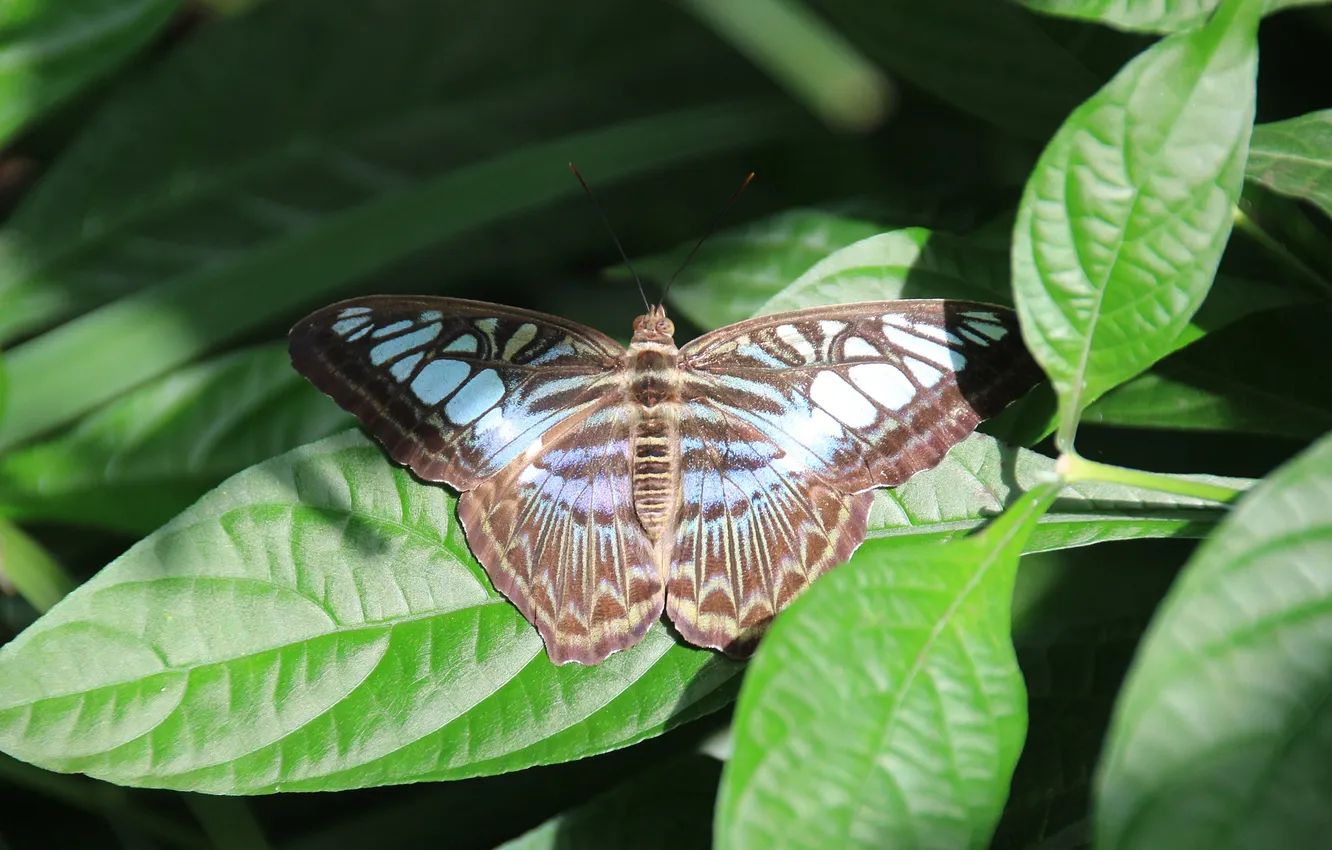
[
  {"x1": 290, "y1": 296, "x2": 624, "y2": 489},
  {"x1": 667, "y1": 300, "x2": 1041, "y2": 653}
]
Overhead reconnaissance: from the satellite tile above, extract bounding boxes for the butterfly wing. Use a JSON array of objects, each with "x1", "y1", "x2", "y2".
[
  {"x1": 458, "y1": 399, "x2": 662, "y2": 665},
  {"x1": 289, "y1": 296, "x2": 625, "y2": 490},
  {"x1": 667, "y1": 300, "x2": 1042, "y2": 654}
]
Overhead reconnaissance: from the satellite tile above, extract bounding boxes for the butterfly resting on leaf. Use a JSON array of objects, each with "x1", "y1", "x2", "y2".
[{"x1": 289, "y1": 294, "x2": 1041, "y2": 665}]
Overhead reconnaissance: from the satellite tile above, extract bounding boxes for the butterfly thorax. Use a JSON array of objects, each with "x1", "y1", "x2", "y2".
[{"x1": 627, "y1": 308, "x2": 682, "y2": 542}]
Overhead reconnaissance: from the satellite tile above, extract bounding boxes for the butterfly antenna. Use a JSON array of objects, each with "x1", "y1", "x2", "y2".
[
  {"x1": 659, "y1": 171, "x2": 755, "y2": 308},
  {"x1": 569, "y1": 162, "x2": 650, "y2": 311}
]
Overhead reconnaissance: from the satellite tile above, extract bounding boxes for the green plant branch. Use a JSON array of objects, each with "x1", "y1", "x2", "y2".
[{"x1": 1056, "y1": 452, "x2": 1243, "y2": 505}]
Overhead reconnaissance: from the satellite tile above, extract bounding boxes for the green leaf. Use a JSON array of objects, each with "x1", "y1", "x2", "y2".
[
  {"x1": 1247, "y1": 110, "x2": 1332, "y2": 221},
  {"x1": 643, "y1": 209, "x2": 884, "y2": 331},
  {"x1": 0, "y1": 518, "x2": 73, "y2": 612},
  {"x1": 1012, "y1": 0, "x2": 1260, "y2": 450},
  {"x1": 758, "y1": 227, "x2": 1012, "y2": 316},
  {"x1": 1084, "y1": 307, "x2": 1332, "y2": 439},
  {"x1": 1014, "y1": 0, "x2": 1323, "y2": 33},
  {"x1": 716, "y1": 484, "x2": 1060, "y2": 849},
  {"x1": 1094, "y1": 431, "x2": 1332, "y2": 849},
  {"x1": 0, "y1": 0, "x2": 797, "y2": 449},
  {"x1": 0, "y1": 430, "x2": 1238, "y2": 792},
  {"x1": 0, "y1": 0, "x2": 180, "y2": 147},
  {"x1": 812, "y1": 0, "x2": 1100, "y2": 140},
  {"x1": 499, "y1": 755, "x2": 720, "y2": 849},
  {"x1": 0, "y1": 345, "x2": 7, "y2": 426},
  {"x1": 0, "y1": 344, "x2": 352, "y2": 534}
]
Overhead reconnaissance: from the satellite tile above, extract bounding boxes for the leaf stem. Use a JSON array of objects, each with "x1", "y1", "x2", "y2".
[{"x1": 1056, "y1": 453, "x2": 1243, "y2": 504}]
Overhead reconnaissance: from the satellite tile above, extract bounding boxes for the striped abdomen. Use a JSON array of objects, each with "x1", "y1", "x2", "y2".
[{"x1": 631, "y1": 414, "x2": 677, "y2": 540}]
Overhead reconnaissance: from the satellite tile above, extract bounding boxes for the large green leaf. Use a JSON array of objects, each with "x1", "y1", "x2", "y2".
[
  {"x1": 1014, "y1": 0, "x2": 1322, "y2": 33},
  {"x1": 1095, "y1": 431, "x2": 1332, "y2": 849},
  {"x1": 1247, "y1": 110, "x2": 1332, "y2": 220},
  {"x1": 0, "y1": 428, "x2": 1240, "y2": 793},
  {"x1": 0, "y1": 0, "x2": 180, "y2": 148},
  {"x1": 0, "y1": 344, "x2": 351, "y2": 534},
  {"x1": 716, "y1": 484, "x2": 1058, "y2": 849},
  {"x1": 1012, "y1": 0, "x2": 1260, "y2": 449},
  {"x1": 0, "y1": 0, "x2": 797, "y2": 449}
]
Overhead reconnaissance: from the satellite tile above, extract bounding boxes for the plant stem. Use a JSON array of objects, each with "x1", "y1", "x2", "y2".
[{"x1": 1056, "y1": 453, "x2": 1244, "y2": 504}]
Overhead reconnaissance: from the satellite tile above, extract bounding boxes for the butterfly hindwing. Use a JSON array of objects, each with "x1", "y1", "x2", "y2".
[
  {"x1": 457, "y1": 399, "x2": 663, "y2": 665},
  {"x1": 289, "y1": 296, "x2": 625, "y2": 489},
  {"x1": 667, "y1": 300, "x2": 1041, "y2": 653}
]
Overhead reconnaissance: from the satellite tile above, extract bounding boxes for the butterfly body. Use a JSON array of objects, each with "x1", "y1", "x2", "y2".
[{"x1": 290, "y1": 296, "x2": 1042, "y2": 665}]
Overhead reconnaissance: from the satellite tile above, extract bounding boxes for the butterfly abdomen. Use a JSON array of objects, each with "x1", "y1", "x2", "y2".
[{"x1": 629, "y1": 343, "x2": 682, "y2": 541}]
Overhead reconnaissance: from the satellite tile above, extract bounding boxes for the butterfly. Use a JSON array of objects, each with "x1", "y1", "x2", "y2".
[{"x1": 289, "y1": 296, "x2": 1042, "y2": 665}]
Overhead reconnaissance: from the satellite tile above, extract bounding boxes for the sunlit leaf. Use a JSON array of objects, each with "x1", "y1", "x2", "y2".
[
  {"x1": 717, "y1": 485, "x2": 1059, "y2": 848},
  {"x1": 1095, "y1": 431, "x2": 1332, "y2": 850},
  {"x1": 1247, "y1": 109, "x2": 1332, "y2": 220},
  {"x1": 1012, "y1": 0, "x2": 1260, "y2": 449}
]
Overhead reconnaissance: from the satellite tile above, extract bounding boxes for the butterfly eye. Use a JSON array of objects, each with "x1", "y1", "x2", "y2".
[{"x1": 658, "y1": 319, "x2": 674, "y2": 335}]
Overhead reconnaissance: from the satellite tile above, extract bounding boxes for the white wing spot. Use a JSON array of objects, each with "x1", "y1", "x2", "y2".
[
  {"x1": 371, "y1": 320, "x2": 413, "y2": 338},
  {"x1": 446, "y1": 369, "x2": 505, "y2": 424},
  {"x1": 332, "y1": 317, "x2": 370, "y2": 337},
  {"x1": 883, "y1": 324, "x2": 966, "y2": 371},
  {"x1": 968, "y1": 320, "x2": 1008, "y2": 341},
  {"x1": 882, "y1": 314, "x2": 911, "y2": 328},
  {"x1": 338, "y1": 306, "x2": 372, "y2": 317},
  {"x1": 411, "y1": 360, "x2": 470, "y2": 405},
  {"x1": 843, "y1": 336, "x2": 878, "y2": 359},
  {"x1": 915, "y1": 324, "x2": 964, "y2": 346},
  {"x1": 819, "y1": 320, "x2": 846, "y2": 338},
  {"x1": 420, "y1": 310, "x2": 443, "y2": 321},
  {"x1": 443, "y1": 335, "x2": 478, "y2": 354},
  {"x1": 958, "y1": 327, "x2": 987, "y2": 345},
  {"x1": 348, "y1": 325, "x2": 373, "y2": 342},
  {"x1": 370, "y1": 323, "x2": 442, "y2": 365},
  {"x1": 503, "y1": 323, "x2": 538, "y2": 360},
  {"x1": 904, "y1": 357, "x2": 944, "y2": 387},
  {"x1": 961, "y1": 310, "x2": 999, "y2": 321},
  {"x1": 849, "y1": 363, "x2": 916, "y2": 410},
  {"x1": 776, "y1": 324, "x2": 816, "y2": 361},
  {"x1": 811, "y1": 370, "x2": 878, "y2": 428},
  {"x1": 389, "y1": 352, "x2": 424, "y2": 382}
]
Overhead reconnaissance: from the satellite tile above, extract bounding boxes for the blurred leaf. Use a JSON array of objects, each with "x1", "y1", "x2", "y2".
[
  {"x1": 1095, "y1": 431, "x2": 1332, "y2": 849},
  {"x1": 0, "y1": 344, "x2": 351, "y2": 534},
  {"x1": 643, "y1": 209, "x2": 884, "y2": 330},
  {"x1": 499, "y1": 755, "x2": 720, "y2": 849},
  {"x1": 1012, "y1": 0, "x2": 1260, "y2": 449},
  {"x1": 0, "y1": 0, "x2": 799, "y2": 449},
  {"x1": 0, "y1": 345, "x2": 7, "y2": 425},
  {"x1": 0, "y1": 427, "x2": 1240, "y2": 792},
  {"x1": 758, "y1": 227, "x2": 1012, "y2": 314},
  {"x1": 812, "y1": 0, "x2": 1100, "y2": 140},
  {"x1": 0, "y1": 518, "x2": 73, "y2": 612},
  {"x1": 0, "y1": 0, "x2": 180, "y2": 148},
  {"x1": 716, "y1": 485, "x2": 1059, "y2": 849},
  {"x1": 1014, "y1": 0, "x2": 1321, "y2": 33},
  {"x1": 1247, "y1": 109, "x2": 1332, "y2": 220},
  {"x1": 1084, "y1": 306, "x2": 1332, "y2": 439}
]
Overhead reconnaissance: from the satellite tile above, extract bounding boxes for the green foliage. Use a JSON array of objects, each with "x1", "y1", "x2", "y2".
[{"x1": 0, "y1": 0, "x2": 1330, "y2": 847}]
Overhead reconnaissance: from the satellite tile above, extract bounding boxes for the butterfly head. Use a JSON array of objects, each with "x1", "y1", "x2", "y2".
[{"x1": 631, "y1": 304, "x2": 675, "y2": 344}]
